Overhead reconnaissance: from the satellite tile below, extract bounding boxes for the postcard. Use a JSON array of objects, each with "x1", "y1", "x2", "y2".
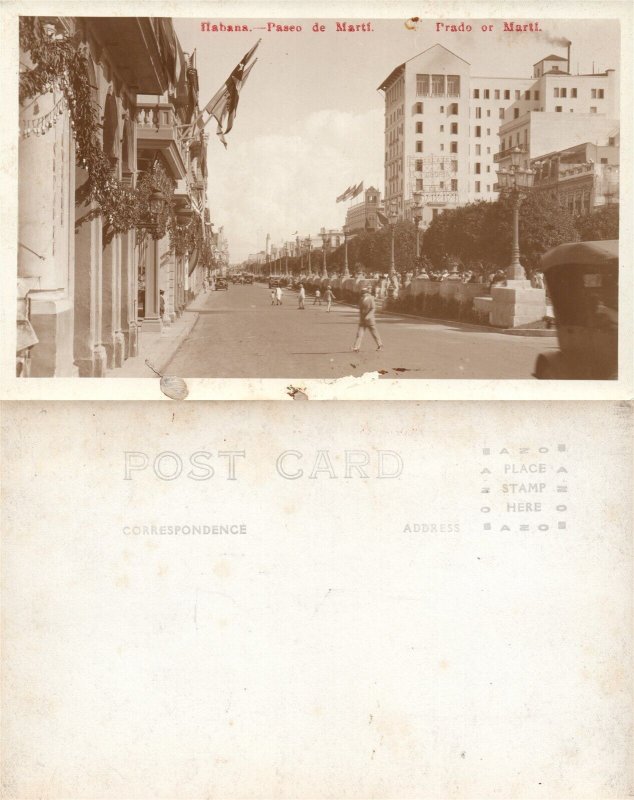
[
  {"x1": 1, "y1": 399, "x2": 632, "y2": 797},
  {"x1": 0, "y1": 1, "x2": 632, "y2": 399}
]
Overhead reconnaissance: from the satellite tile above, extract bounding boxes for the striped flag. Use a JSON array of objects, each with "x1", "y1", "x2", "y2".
[
  {"x1": 336, "y1": 186, "x2": 352, "y2": 203},
  {"x1": 195, "y1": 40, "x2": 261, "y2": 147},
  {"x1": 351, "y1": 181, "x2": 364, "y2": 199}
]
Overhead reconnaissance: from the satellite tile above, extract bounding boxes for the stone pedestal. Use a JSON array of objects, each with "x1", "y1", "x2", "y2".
[
  {"x1": 490, "y1": 280, "x2": 546, "y2": 328},
  {"x1": 28, "y1": 290, "x2": 78, "y2": 377}
]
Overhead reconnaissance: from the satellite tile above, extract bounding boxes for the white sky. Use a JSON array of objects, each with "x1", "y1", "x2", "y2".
[{"x1": 173, "y1": 17, "x2": 620, "y2": 262}]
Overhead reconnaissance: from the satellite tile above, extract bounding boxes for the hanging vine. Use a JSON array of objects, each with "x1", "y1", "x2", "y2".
[{"x1": 19, "y1": 16, "x2": 213, "y2": 259}]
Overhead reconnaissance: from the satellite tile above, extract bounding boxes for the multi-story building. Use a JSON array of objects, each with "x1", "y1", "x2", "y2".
[
  {"x1": 378, "y1": 44, "x2": 618, "y2": 228},
  {"x1": 530, "y1": 137, "x2": 619, "y2": 215},
  {"x1": 344, "y1": 186, "x2": 382, "y2": 232},
  {"x1": 17, "y1": 16, "x2": 211, "y2": 376},
  {"x1": 496, "y1": 55, "x2": 619, "y2": 170}
]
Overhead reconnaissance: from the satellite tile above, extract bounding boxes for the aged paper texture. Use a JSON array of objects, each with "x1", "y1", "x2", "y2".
[
  {"x1": 1, "y1": 401, "x2": 632, "y2": 798},
  {"x1": 1, "y1": 1, "x2": 632, "y2": 399}
]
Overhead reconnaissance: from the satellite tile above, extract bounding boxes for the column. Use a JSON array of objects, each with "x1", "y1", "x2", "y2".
[
  {"x1": 102, "y1": 231, "x2": 125, "y2": 368},
  {"x1": 19, "y1": 94, "x2": 77, "y2": 376},
  {"x1": 120, "y1": 227, "x2": 139, "y2": 358},
  {"x1": 143, "y1": 235, "x2": 162, "y2": 332}
]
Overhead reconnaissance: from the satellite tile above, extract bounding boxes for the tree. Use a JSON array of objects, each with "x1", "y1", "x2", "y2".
[{"x1": 575, "y1": 204, "x2": 619, "y2": 241}]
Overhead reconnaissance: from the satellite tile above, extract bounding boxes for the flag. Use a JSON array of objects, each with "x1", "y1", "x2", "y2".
[
  {"x1": 336, "y1": 186, "x2": 352, "y2": 203},
  {"x1": 376, "y1": 210, "x2": 389, "y2": 227},
  {"x1": 351, "y1": 181, "x2": 364, "y2": 199},
  {"x1": 196, "y1": 40, "x2": 261, "y2": 147}
]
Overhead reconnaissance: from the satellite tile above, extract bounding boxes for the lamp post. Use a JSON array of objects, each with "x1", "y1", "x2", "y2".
[
  {"x1": 139, "y1": 187, "x2": 168, "y2": 332},
  {"x1": 343, "y1": 224, "x2": 350, "y2": 278},
  {"x1": 307, "y1": 235, "x2": 312, "y2": 276},
  {"x1": 496, "y1": 147, "x2": 536, "y2": 282},
  {"x1": 388, "y1": 200, "x2": 398, "y2": 276},
  {"x1": 412, "y1": 191, "x2": 423, "y2": 262},
  {"x1": 321, "y1": 230, "x2": 328, "y2": 278}
]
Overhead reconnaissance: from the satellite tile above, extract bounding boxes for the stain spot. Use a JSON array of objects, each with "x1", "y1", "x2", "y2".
[
  {"x1": 287, "y1": 385, "x2": 308, "y2": 400},
  {"x1": 213, "y1": 560, "x2": 232, "y2": 578}
]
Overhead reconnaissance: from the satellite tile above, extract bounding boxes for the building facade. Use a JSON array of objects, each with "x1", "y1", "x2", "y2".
[
  {"x1": 18, "y1": 16, "x2": 212, "y2": 377},
  {"x1": 530, "y1": 138, "x2": 620, "y2": 215},
  {"x1": 378, "y1": 44, "x2": 618, "y2": 228},
  {"x1": 345, "y1": 186, "x2": 382, "y2": 232}
]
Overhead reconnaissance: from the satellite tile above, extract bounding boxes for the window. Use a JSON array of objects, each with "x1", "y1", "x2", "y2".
[
  {"x1": 525, "y1": 90, "x2": 531, "y2": 100},
  {"x1": 451, "y1": 160, "x2": 458, "y2": 172},
  {"x1": 475, "y1": 181, "x2": 481, "y2": 192},
  {"x1": 475, "y1": 144, "x2": 481, "y2": 155},
  {"x1": 475, "y1": 125, "x2": 481, "y2": 137},
  {"x1": 501, "y1": 138, "x2": 505, "y2": 151},
  {"x1": 591, "y1": 88, "x2": 598, "y2": 99},
  {"x1": 495, "y1": 89, "x2": 500, "y2": 99},
  {"x1": 450, "y1": 122, "x2": 458, "y2": 134},
  {"x1": 608, "y1": 136, "x2": 615, "y2": 145},
  {"x1": 416, "y1": 74, "x2": 429, "y2": 96},
  {"x1": 449, "y1": 103, "x2": 458, "y2": 115},
  {"x1": 561, "y1": 88, "x2": 567, "y2": 98},
  {"x1": 513, "y1": 108, "x2": 519, "y2": 119},
  {"x1": 475, "y1": 107, "x2": 482, "y2": 119},
  {"x1": 416, "y1": 178, "x2": 423, "y2": 190},
  {"x1": 451, "y1": 179, "x2": 458, "y2": 191},
  {"x1": 486, "y1": 109, "x2": 491, "y2": 117},
  {"x1": 416, "y1": 140, "x2": 423, "y2": 152},
  {"x1": 571, "y1": 88, "x2": 577, "y2": 98},
  {"x1": 600, "y1": 157, "x2": 608, "y2": 164},
  {"x1": 473, "y1": 88, "x2": 480, "y2": 98},
  {"x1": 534, "y1": 91, "x2": 540, "y2": 100},
  {"x1": 447, "y1": 75, "x2": 460, "y2": 96},
  {"x1": 439, "y1": 181, "x2": 445, "y2": 189},
  {"x1": 499, "y1": 107, "x2": 505, "y2": 119},
  {"x1": 555, "y1": 105, "x2": 562, "y2": 112},
  {"x1": 554, "y1": 87, "x2": 560, "y2": 97},
  {"x1": 475, "y1": 162, "x2": 481, "y2": 174},
  {"x1": 484, "y1": 89, "x2": 490, "y2": 99},
  {"x1": 440, "y1": 124, "x2": 444, "y2": 132},
  {"x1": 486, "y1": 147, "x2": 490, "y2": 154},
  {"x1": 440, "y1": 106, "x2": 444, "y2": 113},
  {"x1": 450, "y1": 142, "x2": 458, "y2": 153},
  {"x1": 415, "y1": 159, "x2": 423, "y2": 171},
  {"x1": 440, "y1": 143, "x2": 445, "y2": 151},
  {"x1": 431, "y1": 74, "x2": 445, "y2": 96},
  {"x1": 486, "y1": 165, "x2": 491, "y2": 172},
  {"x1": 504, "y1": 89, "x2": 510, "y2": 100},
  {"x1": 414, "y1": 102, "x2": 423, "y2": 113},
  {"x1": 598, "y1": 88, "x2": 605, "y2": 99},
  {"x1": 590, "y1": 107, "x2": 597, "y2": 113},
  {"x1": 416, "y1": 121, "x2": 423, "y2": 133},
  {"x1": 515, "y1": 90, "x2": 520, "y2": 100}
]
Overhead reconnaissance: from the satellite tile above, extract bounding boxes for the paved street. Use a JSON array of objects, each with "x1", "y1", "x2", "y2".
[{"x1": 165, "y1": 284, "x2": 555, "y2": 379}]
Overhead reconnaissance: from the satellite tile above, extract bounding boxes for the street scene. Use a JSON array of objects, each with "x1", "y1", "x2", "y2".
[
  {"x1": 166, "y1": 280, "x2": 551, "y2": 379},
  {"x1": 15, "y1": 16, "x2": 620, "y2": 380}
]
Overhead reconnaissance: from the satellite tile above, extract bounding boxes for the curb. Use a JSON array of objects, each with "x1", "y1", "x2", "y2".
[{"x1": 156, "y1": 311, "x2": 200, "y2": 374}]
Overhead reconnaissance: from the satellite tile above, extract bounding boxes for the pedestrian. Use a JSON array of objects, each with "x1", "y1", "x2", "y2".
[
  {"x1": 298, "y1": 283, "x2": 306, "y2": 310},
  {"x1": 270, "y1": 288, "x2": 276, "y2": 305},
  {"x1": 324, "y1": 285, "x2": 336, "y2": 312},
  {"x1": 275, "y1": 286, "x2": 283, "y2": 305},
  {"x1": 313, "y1": 288, "x2": 322, "y2": 306},
  {"x1": 352, "y1": 286, "x2": 383, "y2": 352},
  {"x1": 159, "y1": 290, "x2": 166, "y2": 319}
]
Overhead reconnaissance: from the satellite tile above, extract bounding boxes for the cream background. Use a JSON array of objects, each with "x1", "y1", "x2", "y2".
[
  {"x1": 1, "y1": 401, "x2": 632, "y2": 798},
  {"x1": 0, "y1": 0, "x2": 632, "y2": 399}
]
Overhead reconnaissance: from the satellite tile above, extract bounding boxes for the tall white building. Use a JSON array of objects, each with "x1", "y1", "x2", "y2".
[{"x1": 378, "y1": 44, "x2": 618, "y2": 228}]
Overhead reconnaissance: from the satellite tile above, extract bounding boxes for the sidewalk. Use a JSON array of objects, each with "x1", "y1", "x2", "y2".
[{"x1": 109, "y1": 302, "x2": 202, "y2": 378}]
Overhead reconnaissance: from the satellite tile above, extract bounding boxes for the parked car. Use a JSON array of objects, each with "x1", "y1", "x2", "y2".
[
  {"x1": 533, "y1": 239, "x2": 618, "y2": 379},
  {"x1": 243, "y1": 274, "x2": 254, "y2": 284},
  {"x1": 216, "y1": 278, "x2": 229, "y2": 291}
]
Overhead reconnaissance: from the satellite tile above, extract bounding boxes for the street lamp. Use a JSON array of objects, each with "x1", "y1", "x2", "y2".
[
  {"x1": 496, "y1": 146, "x2": 536, "y2": 281},
  {"x1": 343, "y1": 224, "x2": 350, "y2": 278},
  {"x1": 388, "y1": 200, "x2": 398, "y2": 276},
  {"x1": 412, "y1": 191, "x2": 423, "y2": 262},
  {"x1": 139, "y1": 188, "x2": 167, "y2": 237},
  {"x1": 320, "y1": 230, "x2": 328, "y2": 278},
  {"x1": 307, "y1": 235, "x2": 312, "y2": 276}
]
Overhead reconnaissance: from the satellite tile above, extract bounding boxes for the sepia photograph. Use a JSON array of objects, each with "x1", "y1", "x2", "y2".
[{"x1": 11, "y1": 11, "x2": 625, "y2": 387}]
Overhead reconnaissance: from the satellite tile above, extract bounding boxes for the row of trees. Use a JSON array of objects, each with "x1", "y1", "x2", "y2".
[{"x1": 264, "y1": 199, "x2": 618, "y2": 277}]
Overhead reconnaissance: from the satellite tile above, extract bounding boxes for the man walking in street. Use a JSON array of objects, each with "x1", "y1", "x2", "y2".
[
  {"x1": 313, "y1": 288, "x2": 322, "y2": 306},
  {"x1": 298, "y1": 283, "x2": 306, "y2": 310},
  {"x1": 324, "y1": 285, "x2": 336, "y2": 312},
  {"x1": 275, "y1": 286, "x2": 283, "y2": 305},
  {"x1": 352, "y1": 286, "x2": 383, "y2": 352}
]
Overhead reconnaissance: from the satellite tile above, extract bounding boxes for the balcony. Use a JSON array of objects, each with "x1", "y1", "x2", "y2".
[{"x1": 136, "y1": 102, "x2": 187, "y2": 180}]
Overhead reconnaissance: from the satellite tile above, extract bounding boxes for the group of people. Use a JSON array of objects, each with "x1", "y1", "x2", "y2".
[{"x1": 269, "y1": 283, "x2": 382, "y2": 352}]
